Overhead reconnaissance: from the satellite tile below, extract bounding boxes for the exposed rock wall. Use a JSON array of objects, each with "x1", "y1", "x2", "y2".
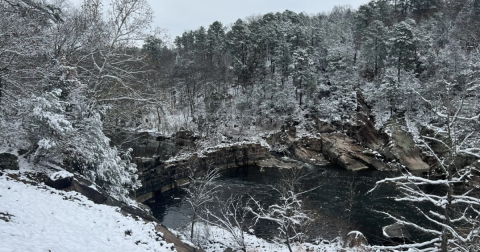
[
  {"x1": 108, "y1": 129, "x2": 196, "y2": 160},
  {"x1": 318, "y1": 92, "x2": 429, "y2": 172},
  {"x1": 263, "y1": 92, "x2": 431, "y2": 172},
  {"x1": 321, "y1": 133, "x2": 388, "y2": 171},
  {"x1": 125, "y1": 93, "x2": 434, "y2": 202},
  {"x1": 383, "y1": 120, "x2": 429, "y2": 172},
  {"x1": 136, "y1": 142, "x2": 270, "y2": 202}
]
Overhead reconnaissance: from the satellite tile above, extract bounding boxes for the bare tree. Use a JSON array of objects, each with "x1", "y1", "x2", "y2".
[
  {"x1": 185, "y1": 167, "x2": 220, "y2": 241},
  {"x1": 369, "y1": 89, "x2": 480, "y2": 252},
  {"x1": 202, "y1": 194, "x2": 249, "y2": 251},
  {"x1": 247, "y1": 168, "x2": 317, "y2": 252},
  {"x1": 344, "y1": 172, "x2": 359, "y2": 224},
  {"x1": 57, "y1": 0, "x2": 159, "y2": 130}
]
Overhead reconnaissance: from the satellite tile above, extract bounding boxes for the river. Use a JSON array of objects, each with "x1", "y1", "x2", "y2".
[{"x1": 145, "y1": 163, "x2": 424, "y2": 245}]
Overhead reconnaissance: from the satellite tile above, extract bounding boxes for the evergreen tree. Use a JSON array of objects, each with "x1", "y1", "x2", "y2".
[
  {"x1": 389, "y1": 19, "x2": 418, "y2": 81},
  {"x1": 361, "y1": 20, "x2": 388, "y2": 78},
  {"x1": 227, "y1": 19, "x2": 251, "y2": 87}
]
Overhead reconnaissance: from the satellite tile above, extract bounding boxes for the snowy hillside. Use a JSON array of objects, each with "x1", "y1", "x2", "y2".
[{"x1": 0, "y1": 170, "x2": 175, "y2": 252}]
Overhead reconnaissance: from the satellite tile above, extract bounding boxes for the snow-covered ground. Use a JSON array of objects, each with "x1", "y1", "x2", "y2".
[
  {"x1": 172, "y1": 222, "x2": 343, "y2": 252},
  {"x1": 0, "y1": 170, "x2": 175, "y2": 252}
]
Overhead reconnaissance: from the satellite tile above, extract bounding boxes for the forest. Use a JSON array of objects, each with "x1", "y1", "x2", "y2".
[{"x1": 1, "y1": 0, "x2": 480, "y2": 251}]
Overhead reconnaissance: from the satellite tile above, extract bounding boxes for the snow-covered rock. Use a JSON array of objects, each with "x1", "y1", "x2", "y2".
[
  {"x1": 46, "y1": 170, "x2": 74, "y2": 189},
  {"x1": 382, "y1": 223, "x2": 411, "y2": 240},
  {"x1": 341, "y1": 231, "x2": 369, "y2": 252}
]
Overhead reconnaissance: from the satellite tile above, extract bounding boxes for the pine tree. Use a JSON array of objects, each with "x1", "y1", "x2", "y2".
[{"x1": 389, "y1": 19, "x2": 418, "y2": 81}]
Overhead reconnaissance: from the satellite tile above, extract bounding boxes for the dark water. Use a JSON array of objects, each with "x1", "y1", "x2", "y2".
[{"x1": 145, "y1": 164, "x2": 427, "y2": 245}]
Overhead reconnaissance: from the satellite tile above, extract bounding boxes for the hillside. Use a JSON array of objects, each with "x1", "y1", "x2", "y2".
[{"x1": 0, "y1": 170, "x2": 175, "y2": 252}]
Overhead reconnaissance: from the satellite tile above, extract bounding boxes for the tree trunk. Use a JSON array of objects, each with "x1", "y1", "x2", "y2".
[
  {"x1": 190, "y1": 210, "x2": 197, "y2": 240},
  {"x1": 283, "y1": 225, "x2": 292, "y2": 252},
  {"x1": 441, "y1": 184, "x2": 453, "y2": 252},
  {"x1": 298, "y1": 78, "x2": 303, "y2": 106},
  {"x1": 374, "y1": 37, "x2": 378, "y2": 75},
  {"x1": 0, "y1": 78, "x2": 2, "y2": 102},
  {"x1": 155, "y1": 106, "x2": 162, "y2": 131},
  {"x1": 441, "y1": 115, "x2": 454, "y2": 252},
  {"x1": 441, "y1": 228, "x2": 448, "y2": 252},
  {"x1": 397, "y1": 54, "x2": 401, "y2": 82}
]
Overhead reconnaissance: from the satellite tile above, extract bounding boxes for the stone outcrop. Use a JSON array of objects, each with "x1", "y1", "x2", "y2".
[
  {"x1": 266, "y1": 119, "x2": 388, "y2": 171},
  {"x1": 316, "y1": 92, "x2": 429, "y2": 172},
  {"x1": 292, "y1": 135, "x2": 327, "y2": 164},
  {"x1": 341, "y1": 231, "x2": 369, "y2": 252},
  {"x1": 174, "y1": 129, "x2": 198, "y2": 149},
  {"x1": 136, "y1": 142, "x2": 270, "y2": 202},
  {"x1": 128, "y1": 92, "x2": 435, "y2": 201},
  {"x1": 266, "y1": 131, "x2": 327, "y2": 165},
  {"x1": 53, "y1": 174, "x2": 159, "y2": 222},
  {"x1": 383, "y1": 120, "x2": 429, "y2": 172},
  {"x1": 63, "y1": 176, "x2": 122, "y2": 207},
  {"x1": 0, "y1": 153, "x2": 19, "y2": 171},
  {"x1": 257, "y1": 158, "x2": 298, "y2": 169},
  {"x1": 321, "y1": 133, "x2": 388, "y2": 171},
  {"x1": 383, "y1": 223, "x2": 411, "y2": 242},
  {"x1": 109, "y1": 131, "x2": 178, "y2": 160},
  {"x1": 46, "y1": 171, "x2": 74, "y2": 189}
]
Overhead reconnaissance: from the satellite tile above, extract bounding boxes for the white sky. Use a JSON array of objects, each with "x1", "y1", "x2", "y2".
[{"x1": 69, "y1": 0, "x2": 370, "y2": 40}]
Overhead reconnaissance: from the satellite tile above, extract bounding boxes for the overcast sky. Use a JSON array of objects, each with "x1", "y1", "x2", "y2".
[
  {"x1": 154, "y1": 0, "x2": 369, "y2": 39},
  {"x1": 69, "y1": 0, "x2": 370, "y2": 40}
]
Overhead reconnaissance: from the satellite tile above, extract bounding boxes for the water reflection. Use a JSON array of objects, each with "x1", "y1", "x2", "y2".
[{"x1": 146, "y1": 165, "x2": 416, "y2": 245}]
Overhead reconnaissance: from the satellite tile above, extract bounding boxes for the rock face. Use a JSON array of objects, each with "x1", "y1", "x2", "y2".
[
  {"x1": 64, "y1": 176, "x2": 119, "y2": 206},
  {"x1": 0, "y1": 153, "x2": 19, "y2": 171},
  {"x1": 128, "y1": 93, "x2": 434, "y2": 201},
  {"x1": 341, "y1": 231, "x2": 369, "y2": 252},
  {"x1": 317, "y1": 92, "x2": 429, "y2": 172},
  {"x1": 384, "y1": 121, "x2": 429, "y2": 172},
  {"x1": 266, "y1": 131, "x2": 327, "y2": 165},
  {"x1": 136, "y1": 142, "x2": 270, "y2": 202},
  {"x1": 292, "y1": 136, "x2": 327, "y2": 164},
  {"x1": 321, "y1": 133, "x2": 388, "y2": 171},
  {"x1": 174, "y1": 130, "x2": 198, "y2": 149}
]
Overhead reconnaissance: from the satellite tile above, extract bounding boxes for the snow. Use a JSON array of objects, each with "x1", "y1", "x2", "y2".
[
  {"x1": 0, "y1": 172, "x2": 175, "y2": 252},
  {"x1": 173, "y1": 222, "x2": 343, "y2": 252},
  {"x1": 382, "y1": 226, "x2": 390, "y2": 238},
  {"x1": 49, "y1": 170, "x2": 73, "y2": 180},
  {"x1": 347, "y1": 230, "x2": 364, "y2": 239}
]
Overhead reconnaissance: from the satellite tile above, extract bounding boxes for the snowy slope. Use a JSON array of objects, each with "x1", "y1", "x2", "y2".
[{"x1": 0, "y1": 171, "x2": 175, "y2": 252}]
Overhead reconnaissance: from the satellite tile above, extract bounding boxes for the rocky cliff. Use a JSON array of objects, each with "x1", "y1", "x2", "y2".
[
  {"x1": 135, "y1": 141, "x2": 270, "y2": 202},
  {"x1": 118, "y1": 93, "x2": 434, "y2": 202},
  {"x1": 264, "y1": 92, "x2": 430, "y2": 173}
]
